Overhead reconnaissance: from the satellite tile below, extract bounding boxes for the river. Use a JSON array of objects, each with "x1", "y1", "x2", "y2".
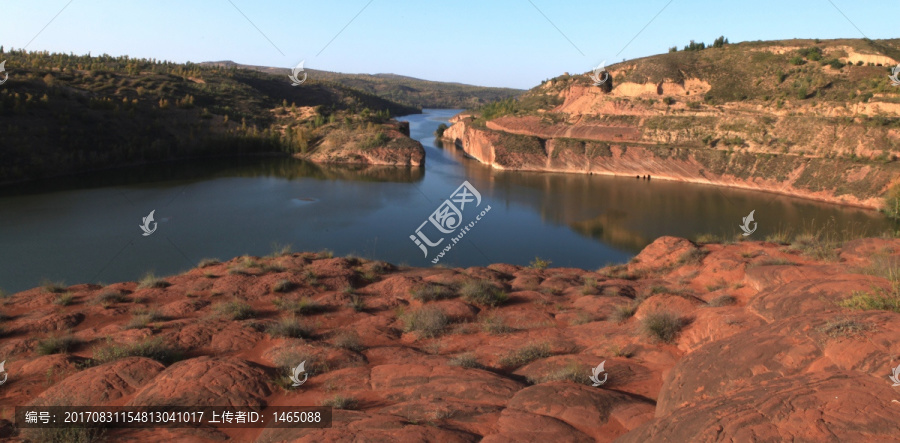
[{"x1": 0, "y1": 109, "x2": 891, "y2": 293}]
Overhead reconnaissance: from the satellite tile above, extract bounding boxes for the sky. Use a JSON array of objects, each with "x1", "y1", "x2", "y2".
[{"x1": 0, "y1": 0, "x2": 896, "y2": 89}]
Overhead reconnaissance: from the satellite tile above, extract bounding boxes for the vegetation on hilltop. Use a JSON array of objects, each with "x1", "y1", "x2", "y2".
[
  {"x1": 200, "y1": 61, "x2": 524, "y2": 109},
  {"x1": 0, "y1": 48, "x2": 420, "y2": 183}
]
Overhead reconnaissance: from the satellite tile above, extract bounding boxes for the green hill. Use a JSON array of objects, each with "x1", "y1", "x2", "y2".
[
  {"x1": 200, "y1": 61, "x2": 523, "y2": 109},
  {"x1": 0, "y1": 49, "x2": 423, "y2": 184}
]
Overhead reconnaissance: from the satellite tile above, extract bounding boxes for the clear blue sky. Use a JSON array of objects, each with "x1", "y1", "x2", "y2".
[{"x1": 0, "y1": 0, "x2": 895, "y2": 89}]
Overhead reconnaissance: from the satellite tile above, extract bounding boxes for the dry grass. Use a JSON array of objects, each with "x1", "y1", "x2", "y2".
[
  {"x1": 215, "y1": 300, "x2": 256, "y2": 320},
  {"x1": 460, "y1": 280, "x2": 508, "y2": 307},
  {"x1": 410, "y1": 283, "x2": 456, "y2": 301},
  {"x1": 401, "y1": 307, "x2": 449, "y2": 337},
  {"x1": 36, "y1": 335, "x2": 80, "y2": 355},
  {"x1": 137, "y1": 272, "x2": 171, "y2": 289},
  {"x1": 708, "y1": 295, "x2": 737, "y2": 307},
  {"x1": 448, "y1": 353, "x2": 482, "y2": 369},
  {"x1": 321, "y1": 395, "x2": 358, "y2": 410},
  {"x1": 817, "y1": 317, "x2": 870, "y2": 338},
  {"x1": 641, "y1": 310, "x2": 686, "y2": 343},
  {"x1": 498, "y1": 342, "x2": 551, "y2": 368},
  {"x1": 266, "y1": 316, "x2": 312, "y2": 338},
  {"x1": 90, "y1": 337, "x2": 182, "y2": 365}
]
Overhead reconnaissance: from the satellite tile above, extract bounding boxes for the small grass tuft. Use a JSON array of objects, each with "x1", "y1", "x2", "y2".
[
  {"x1": 273, "y1": 296, "x2": 322, "y2": 315},
  {"x1": 529, "y1": 256, "x2": 552, "y2": 270},
  {"x1": 401, "y1": 306, "x2": 449, "y2": 337},
  {"x1": 332, "y1": 330, "x2": 364, "y2": 351},
  {"x1": 137, "y1": 272, "x2": 171, "y2": 289},
  {"x1": 410, "y1": 283, "x2": 456, "y2": 301},
  {"x1": 198, "y1": 258, "x2": 221, "y2": 268},
  {"x1": 41, "y1": 280, "x2": 68, "y2": 294},
  {"x1": 272, "y1": 279, "x2": 296, "y2": 293},
  {"x1": 499, "y1": 343, "x2": 552, "y2": 368},
  {"x1": 321, "y1": 395, "x2": 358, "y2": 410},
  {"x1": 215, "y1": 300, "x2": 256, "y2": 320},
  {"x1": 610, "y1": 303, "x2": 637, "y2": 323},
  {"x1": 266, "y1": 316, "x2": 312, "y2": 338},
  {"x1": 481, "y1": 315, "x2": 515, "y2": 334},
  {"x1": 708, "y1": 294, "x2": 737, "y2": 307},
  {"x1": 530, "y1": 360, "x2": 590, "y2": 385},
  {"x1": 448, "y1": 353, "x2": 482, "y2": 368},
  {"x1": 94, "y1": 290, "x2": 128, "y2": 306},
  {"x1": 36, "y1": 335, "x2": 80, "y2": 355},
  {"x1": 817, "y1": 317, "x2": 869, "y2": 338},
  {"x1": 678, "y1": 248, "x2": 709, "y2": 266},
  {"x1": 91, "y1": 337, "x2": 182, "y2": 365},
  {"x1": 348, "y1": 294, "x2": 365, "y2": 312},
  {"x1": 460, "y1": 280, "x2": 508, "y2": 307},
  {"x1": 52, "y1": 292, "x2": 75, "y2": 306},
  {"x1": 641, "y1": 310, "x2": 685, "y2": 343}
]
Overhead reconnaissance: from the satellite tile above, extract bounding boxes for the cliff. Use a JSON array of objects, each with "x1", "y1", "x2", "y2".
[
  {"x1": 2, "y1": 237, "x2": 899, "y2": 441},
  {"x1": 443, "y1": 38, "x2": 900, "y2": 209}
]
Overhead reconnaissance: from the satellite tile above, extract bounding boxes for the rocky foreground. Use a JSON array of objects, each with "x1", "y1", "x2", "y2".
[{"x1": 1, "y1": 237, "x2": 900, "y2": 441}]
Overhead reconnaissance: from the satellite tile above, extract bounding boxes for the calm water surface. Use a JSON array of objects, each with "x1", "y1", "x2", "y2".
[{"x1": 0, "y1": 109, "x2": 892, "y2": 292}]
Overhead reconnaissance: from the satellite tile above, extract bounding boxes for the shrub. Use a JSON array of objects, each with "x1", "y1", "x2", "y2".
[
  {"x1": 321, "y1": 395, "x2": 359, "y2": 410},
  {"x1": 272, "y1": 279, "x2": 296, "y2": 293},
  {"x1": 401, "y1": 306, "x2": 449, "y2": 337},
  {"x1": 215, "y1": 300, "x2": 256, "y2": 320},
  {"x1": 91, "y1": 337, "x2": 182, "y2": 365},
  {"x1": 641, "y1": 310, "x2": 685, "y2": 343},
  {"x1": 663, "y1": 97, "x2": 675, "y2": 105},
  {"x1": 137, "y1": 272, "x2": 170, "y2": 289},
  {"x1": 434, "y1": 123, "x2": 449, "y2": 138},
  {"x1": 410, "y1": 283, "x2": 455, "y2": 301},
  {"x1": 499, "y1": 343, "x2": 552, "y2": 368},
  {"x1": 360, "y1": 132, "x2": 390, "y2": 150},
  {"x1": 460, "y1": 280, "x2": 508, "y2": 307},
  {"x1": 266, "y1": 316, "x2": 311, "y2": 338},
  {"x1": 448, "y1": 353, "x2": 481, "y2": 368},
  {"x1": 36, "y1": 335, "x2": 79, "y2": 355},
  {"x1": 529, "y1": 256, "x2": 552, "y2": 270}
]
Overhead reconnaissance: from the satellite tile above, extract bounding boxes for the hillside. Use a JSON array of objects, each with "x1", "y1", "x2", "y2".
[
  {"x1": 442, "y1": 38, "x2": 900, "y2": 212},
  {"x1": 0, "y1": 49, "x2": 424, "y2": 184},
  {"x1": 200, "y1": 61, "x2": 523, "y2": 109},
  {"x1": 1, "y1": 236, "x2": 899, "y2": 441}
]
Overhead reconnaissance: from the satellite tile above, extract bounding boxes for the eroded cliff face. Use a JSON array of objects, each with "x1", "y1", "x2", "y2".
[{"x1": 443, "y1": 117, "x2": 898, "y2": 209}]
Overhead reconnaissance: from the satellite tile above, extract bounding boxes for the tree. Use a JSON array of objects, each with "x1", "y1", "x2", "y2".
[{"x1": 712, "y1": 36, "x2": 729, "y2": 48}]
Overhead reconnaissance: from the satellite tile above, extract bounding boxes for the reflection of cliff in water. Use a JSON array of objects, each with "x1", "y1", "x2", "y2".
[
  {"x1": 435, "y1": 141, "x2": 892, "y2": 253},
  {"x1": 288, "y1": 161, "x2": 425, "y2": 183},
  {"x1": 0, "y1": 156, "x2": 424, "y2": 197}
]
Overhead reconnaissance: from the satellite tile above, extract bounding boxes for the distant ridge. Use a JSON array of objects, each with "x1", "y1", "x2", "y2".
[{"x1": 199, "y1": 60, "x2": 523, "y2": 109}]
